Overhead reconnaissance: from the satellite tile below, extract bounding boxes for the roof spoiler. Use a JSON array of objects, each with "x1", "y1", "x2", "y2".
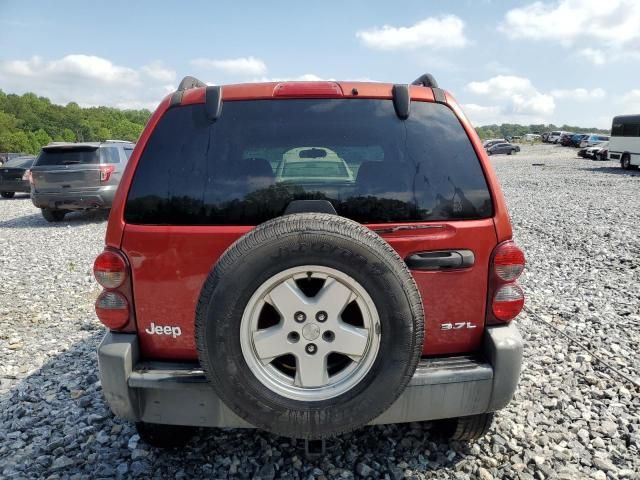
[{"x1": 173, "y1": 76, "x2": 222, "y2": 122}]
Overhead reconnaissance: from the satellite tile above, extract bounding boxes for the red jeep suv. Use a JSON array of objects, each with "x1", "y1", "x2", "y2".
[{"x1": 95, "y1": 74, "x2": 525, "y2": 447}]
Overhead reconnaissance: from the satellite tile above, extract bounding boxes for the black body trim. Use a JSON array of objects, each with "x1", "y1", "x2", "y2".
[
  {"x1": 177, "y1": 76, "x2": 207, "y2": 91},
  {"x1": 392, "y1": 84, "x2": 411, "y2": 119},
  {"x1": 283, "y1": 200, "x2": 337, "y2": 215},
  {"x1": 405, "y1": 249, "x2": 475, "y2": 271},
  {"x1": 411, "y1": 73, "x2": 439, "y2": 88},
  {"x1": 432, "y1": 87, "x2": 446, "y2": 104},
  {"x1": 205, "y1": 86, "x2": 223, "y2": 121}
]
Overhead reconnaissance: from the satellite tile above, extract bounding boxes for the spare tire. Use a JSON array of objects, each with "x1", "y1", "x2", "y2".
[{"x1": 195, "y1": 213, "x2": 424, "y2": 439}]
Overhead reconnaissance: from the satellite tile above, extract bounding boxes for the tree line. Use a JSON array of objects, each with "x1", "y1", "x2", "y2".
[
  {"x1": 475, "y1": 123, "x2": 610, "y2": 140},
  {"x1": 0, "y1": 90, "x2": 151, "y2": 155},
  {"x1": 0, "y1": 89, "x2": 612, "y2": 155}
]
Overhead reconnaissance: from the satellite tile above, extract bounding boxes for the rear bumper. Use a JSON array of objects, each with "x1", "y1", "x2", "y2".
[
  {"x1": 31, "y1": 187, "x2": 115, "y2": 210},
  {"x1": 0, "y1": 180, "x2": 30, "y2": 193},
  {"x1": 98, "y1": 324, "x2": 523, "y2": 428}
]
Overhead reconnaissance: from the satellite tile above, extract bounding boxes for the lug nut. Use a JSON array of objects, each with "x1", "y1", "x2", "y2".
[
  {"x1": 287, "y1": 332, "x2": 300, "y2": 343},
  {"x1": 316, "y1": 311, "x2": 328, "y2": 322},
  {"x1": 305, "y1": 343, "x2": 317, "y2": 354},
  {"x1": 294, "y1": 311, "x2": 306, "y2": 323},
  {"x1": 322, "y1": 331, "x2": 335, "y2": 342}
]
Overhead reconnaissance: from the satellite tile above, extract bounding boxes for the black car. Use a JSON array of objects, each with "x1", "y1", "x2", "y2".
[
  {"x1": 0, "y1": 155, "x2": 36, "y2": 198},
  {"x1": 487, "y1": 143, "x2": 520, "y2": 155},
  {"x1": 559, "y1": 133, "x2": 576, "y2": 146}
]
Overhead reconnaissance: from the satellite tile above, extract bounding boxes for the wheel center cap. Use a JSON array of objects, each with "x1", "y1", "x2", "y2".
[{"x1": 302, "y1": 323, "x2": 320, "y2": 341}]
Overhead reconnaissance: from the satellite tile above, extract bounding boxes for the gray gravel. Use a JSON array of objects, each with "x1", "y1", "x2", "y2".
[{"x1": 1, "y1": 145, "x2": 639, "y2": 479}]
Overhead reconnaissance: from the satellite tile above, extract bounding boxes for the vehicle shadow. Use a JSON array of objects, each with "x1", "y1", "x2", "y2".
[
  {"x1": 579, "y1": 165, "x2": 640, "y2": 177},
  {"x1": 0, "y1": 193, "x2": 32, "y2": 200},
  {"x1": 0, "y1": 209, "x2": 109, "y2": 229},
  {"x1": 0, "y1": 332, "x2": 474, "y2": 479}
]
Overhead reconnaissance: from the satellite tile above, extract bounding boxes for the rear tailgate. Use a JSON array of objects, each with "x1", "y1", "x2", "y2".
[
  {"x1": 32, "y1": 145, "x2": 102, "y2": 192},
  {"x1": 0, "y1": 167, "x2": 26, "y2": 182}
]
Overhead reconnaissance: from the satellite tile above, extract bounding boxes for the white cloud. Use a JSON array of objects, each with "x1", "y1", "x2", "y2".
[
  {"x1": 501, "y1": 0, "x2": 640, "y2": 64},
  {"x1": 466, "y1": 75, "x2": 555, "y2": 117},
  {"x1": 578, "y1": 48, "x2": 606, "y2": 65},
  {"x1": 190, "y1": 56, "x2": 267, "y2": 76},
  {"x1": 465, "y1": 75, "x2": 555, "y2": 124},
  {"x1": 140, "y1": 61, "x2": 176, "y2": 83},
  {"x1": 251, "y1": 74, "x2": 329, "y2": 82},
  {"x1": 0, "y1": 54, "x2": 175, "y2": 110},
  {"x1": 356, "y1": 15, "x2": 468, "y2": 50},
  {"x1": 551, "y1": 87, "x2": 606, "y2": 100},
  {"x1": 619, "y1": 89, "x2": 640, "y2": 113},
  {"x1": 461, "y1": 104, "x2": 503, "y2": 125}
]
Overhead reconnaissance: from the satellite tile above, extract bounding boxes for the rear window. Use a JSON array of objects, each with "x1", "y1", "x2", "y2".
[
  {"x1": 4, "y1": 156, "x2": 34, "y2": 168},
  {"x1": 36, "y1": 147, "x2": 99, "y2": 166},
  {"x1": 101, "y1": 147, "x2": 121, "y2": 164},
  {"x1": 125, "y1": 99, "x2": 492, "y2": 225}
]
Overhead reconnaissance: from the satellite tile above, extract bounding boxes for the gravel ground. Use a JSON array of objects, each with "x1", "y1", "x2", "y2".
[{"x1": 1, "y1": 144, "x2": 639, "y2": 479}]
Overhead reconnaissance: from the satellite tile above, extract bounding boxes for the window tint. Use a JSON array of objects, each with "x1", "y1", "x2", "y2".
[
  {"x1": 123, "y1": 148, "x2": 134, "y2": 160},
  {"x1": 101, "y1": 147, "x2": 121, "y2": 164},
  {"x1": 125, "y1": 100, "x2": 492, "y2": 225},
  {"x1": 622, "y1": 124, "x2": 640, "y2": 137},
  {"x1": 36, "y1": 147, "x2": 100, "y2": 166},
  {"x1": 4, "y1": 156, "x2": 34, "y2": 168}
]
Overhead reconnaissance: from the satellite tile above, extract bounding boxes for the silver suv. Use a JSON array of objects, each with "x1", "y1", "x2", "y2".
[{"x1": 30, "y1": 140, "x2": 134, "y2": 222}]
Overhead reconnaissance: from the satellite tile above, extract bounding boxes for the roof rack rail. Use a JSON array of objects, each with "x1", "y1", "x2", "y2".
[
  {"x1": 105, "y1": 139, "x2": 134, "y2": 144},
  {"x1": 411, "y1": 73, "x2": 439, "y2": 88},
  {"x1": 177, "y1": 76, "x2": 207, "y2": 91}
]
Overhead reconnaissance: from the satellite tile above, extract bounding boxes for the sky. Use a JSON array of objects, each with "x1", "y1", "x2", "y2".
[{"x1": 1, "y1": 0, "x2": 639, "y2": 129}]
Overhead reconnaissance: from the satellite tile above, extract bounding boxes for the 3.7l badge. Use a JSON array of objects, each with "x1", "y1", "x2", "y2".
[{"x1": 441, "y1": 322, "x2": 477, "y2": 330}]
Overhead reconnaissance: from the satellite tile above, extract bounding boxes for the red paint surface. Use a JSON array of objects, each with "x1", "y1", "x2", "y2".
[{"x1": 103, "y1": 81, "x2": 517, "y2": 361}]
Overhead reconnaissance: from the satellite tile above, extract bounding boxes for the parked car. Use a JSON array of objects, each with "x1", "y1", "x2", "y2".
[
  {"x1": 541, "y1": 132, "x2": 550, "y2": 142},
  {"x1": 0, "y1": 152, "x2": 29, "y2": 165},
  {"x1": 0, "y1": 155, "x2": 36, "y2": 198},
  {"x1": 94, "y1": 74, "x2": 525, "y2": 448},
  {"x1": 592, "y1": 142, "x2": 609, "y2": 161},
  {"x1": 570, "y1": 134, "x2": 588, "y2": 147},
  {"x1": 582, "y1": 142, "x2": 608, "y2": 160},
  {"x1": 579, "y1": 134, "x2": 609, "y2": 148},
  {"x1": 30, "y1": 140, "x2": 134, "y2": 222},
  {"x1": 608, "y1": 114, "x2": 640, "y2": 170},
  {"x1": 559, "y1": 133, "x2": 576, "y2": 146},
  {"x1": 274, "y1": 147, "x2": 355, "y2": 183},
  {"x1": 482, "y1": 138, "x2": 509, "y2": 148},
  {"x1": 547, "y1": 131, "x2": 568, "y2": 143},
  {"x1": 487, "y1": 143, "x2": 520, "y2": 155}
]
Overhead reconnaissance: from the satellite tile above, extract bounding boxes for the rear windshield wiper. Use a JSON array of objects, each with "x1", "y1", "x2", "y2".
[
  {"x1": 61, "y1": 160, "x2": 81, "y2": 164},
  {"x1": 372, "y1": 224, "x2": 445, "y2": 234}
]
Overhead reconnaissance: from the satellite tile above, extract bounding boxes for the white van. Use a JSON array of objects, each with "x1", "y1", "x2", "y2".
[{"x1": 608, "y1": 115, "x2": 640, "y2": 170}]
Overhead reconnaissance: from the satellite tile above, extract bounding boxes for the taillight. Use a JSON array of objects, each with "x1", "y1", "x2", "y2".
[
  {"x1": 493, "y1": 284, "x2": 525, "y2": 321},
  {"x1": 99, "y1": 165, "x2": 115, "y2": 182},
  {"x1": 93, "y1": 248, "x2": 135, "y2": 331},
  {"x1": 95, "y1": 291, "x2": 129, "y2": 329},
  {"x1": 487, "y1": 241, "x2": 525, "y2": 324},
  {"x1": 494, "y1": 243, "x2": 525, "y2": 281},
  {"x1": 94, "y1": 250, "x2": 127, "y2": 288}
]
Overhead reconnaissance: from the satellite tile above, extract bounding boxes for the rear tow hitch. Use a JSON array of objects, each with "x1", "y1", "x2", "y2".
[{"x1": 304, "y1": 438, "x2": 326, "y2": 459}]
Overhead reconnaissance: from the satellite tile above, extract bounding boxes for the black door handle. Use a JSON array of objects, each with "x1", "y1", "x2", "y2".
[{"x1": 405, "y1": 250, "x2": 474, "y2": 271}]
